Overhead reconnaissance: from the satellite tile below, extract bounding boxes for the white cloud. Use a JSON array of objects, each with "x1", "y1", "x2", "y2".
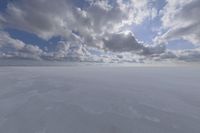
[
  {"x1": 0, "y1": 0, "x2": 154, "y2": 49},
  {"x1": 155, "y1": 0, "x2": 200, "y2": 46},
  {"x1": 0, "y1": 31, "x2": 43, "y2": 60}
]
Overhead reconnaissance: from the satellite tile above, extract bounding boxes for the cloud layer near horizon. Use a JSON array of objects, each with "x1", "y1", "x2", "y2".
[{"x1": 0, "y1": 0, "x2": 200, "y2": 63}]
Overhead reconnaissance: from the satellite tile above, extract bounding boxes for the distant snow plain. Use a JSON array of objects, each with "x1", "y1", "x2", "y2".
[{"x1": 0, "y1": 65, "x2": 200, "y2": 133}]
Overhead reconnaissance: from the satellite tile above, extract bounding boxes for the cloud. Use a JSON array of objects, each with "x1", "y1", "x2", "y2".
[
  {"x1": 154, "y1": 0, "x2": 200, "y2": 46},
  {"x1": 0, "y1": 30, "x2": 199, "y2": 63},
  {"x1": 103, "y1": 31, "x2": 167, "y2": 56},
  {"x1": 51, "y1": 40, "x2": 91, "y2": 61},
  {"x1": 0, "y1": 31, "x2": 43, "y2": 60},
  {"x1": 0, "y1": 0, "x2": 166, "y2": 63},
  {"x1": 0, "y1": 30, "x2": 161, "y2": 63},
  {"x1": 103, "y1": 32, "x2": 144, "y2": 52},
  {"x1": 0, "y1": 0, "x2": 154, "y2": 48},
  {"x1": 1, "y1": 0, "x2": 200, "y2": 63},
  {"x1": 148, "y1": 48, "x2": 200, "y2": 63},
  {"x1": 174, "y1": 49, "x2": 200, "y2": 62}
]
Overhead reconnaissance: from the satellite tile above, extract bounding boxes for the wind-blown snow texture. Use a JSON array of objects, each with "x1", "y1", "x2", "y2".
[{"x1": 0, "y1": 66, "x2": 200, "y2": 133}]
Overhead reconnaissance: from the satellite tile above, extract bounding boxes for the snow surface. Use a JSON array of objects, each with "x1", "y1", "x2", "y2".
[{"x1": 0, "y1": 66, "x2": 200, "y2": 133}]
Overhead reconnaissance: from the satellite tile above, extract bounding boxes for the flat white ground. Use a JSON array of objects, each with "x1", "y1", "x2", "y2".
[{"x1": 0, "y1": 66, "x2": 200, "y2": 133}]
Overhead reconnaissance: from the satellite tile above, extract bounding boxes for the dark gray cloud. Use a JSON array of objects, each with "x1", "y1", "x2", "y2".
[
  {"x1": 103, "y1": 32, "x2": 167, "y2": 57},
  {"x1": 175, "y1": 49, "x2": 200, "y2": 62},
  {"x1": 148, "y1": 48, "x2": 200, "y2": 63},
  {"x1": 103, "y1": 32, "x2": 144, "y2": 52}
]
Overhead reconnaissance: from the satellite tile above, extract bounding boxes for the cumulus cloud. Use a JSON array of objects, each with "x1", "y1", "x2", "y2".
[
  {"x1": 102, "y1": 31, "x2": 166, "y2": 57},
  {"x1": 154, "y1": 0, "x2": 200, "y2": 46},
  {"x1": 103, "y1": 32, "x2": 144, "y2": 52},
  {"x1": 0, "y1": 0, "x2": 155, "y2": 48},
  {"x1": 0, "y1": 30, "x2": 163, "y2": 63},
  {"x1": 0, "y1": 31, "x2": 43, "y2": 60},
  {"x1": 0, "y1": 0, "x2": 199, "y2": 63},
  {"x1": 51, "y1": 40, "x2": 91, "y2": 61},
  {"x1": 0, "y1": 30, "x2": 198, "y2": 63},
  {"x1": 0, "y1": 0, "x2": 166, "y2": 63}
]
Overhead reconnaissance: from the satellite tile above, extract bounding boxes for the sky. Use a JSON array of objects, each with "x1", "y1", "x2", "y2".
[{"x1": 0, "y1": 0, "x2": 200, "y2": 63}]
